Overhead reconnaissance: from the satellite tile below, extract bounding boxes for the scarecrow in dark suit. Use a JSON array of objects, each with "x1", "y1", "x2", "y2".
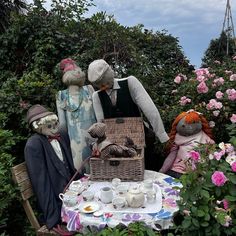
[{"x1": 24, "y1": 104, "x2": 76, "y2": 233}]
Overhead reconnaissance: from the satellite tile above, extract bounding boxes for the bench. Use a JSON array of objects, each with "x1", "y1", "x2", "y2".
[{"x1": 11, "y1": 162, "x2": 58, "y2": 236}]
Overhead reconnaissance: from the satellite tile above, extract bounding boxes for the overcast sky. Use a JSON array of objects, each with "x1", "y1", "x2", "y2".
[{"x1": 35, "y1": 0, "x2": 236, "y2": 68}]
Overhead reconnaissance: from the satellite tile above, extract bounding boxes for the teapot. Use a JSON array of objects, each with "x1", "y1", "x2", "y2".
[{"x1": 126, "y1": 185, "x2": 145, "y2": 208}]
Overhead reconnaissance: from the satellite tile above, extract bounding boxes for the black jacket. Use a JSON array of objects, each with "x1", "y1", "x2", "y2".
[{"x1": 24, "y1": 131, "x2": 76, "y2": 229}]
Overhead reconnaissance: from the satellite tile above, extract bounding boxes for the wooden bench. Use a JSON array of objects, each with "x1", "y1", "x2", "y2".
[{"x1": 11, "y1": 162, "x2": 58, "y2": 236}]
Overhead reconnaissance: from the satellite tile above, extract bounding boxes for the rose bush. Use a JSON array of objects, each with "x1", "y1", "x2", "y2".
[
  {"x1": 165, "y1": 56, "x2": 236, "y2": 144},
  {"x1": 172, "y1": 142, "x2": 236, "y2": 236}
]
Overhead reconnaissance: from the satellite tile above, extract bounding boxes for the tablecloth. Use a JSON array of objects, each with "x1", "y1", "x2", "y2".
[{"x1": 61, "y1": 170, "x2": 181, "y2": 233}]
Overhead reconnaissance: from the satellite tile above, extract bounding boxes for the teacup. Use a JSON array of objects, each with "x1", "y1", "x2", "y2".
[
  {"x1": 59, "y1": 191, "x2": 78, "y2": 207},
  {"x1": 82, "y1": 190, "x2": 94, "y2": 201},
  {"x1": 111, "y1": 178, "x2": 121, "y2": 189},
  {"x1": 146, "y1": 189, "x2": 156, "y2": 203},
  {"x1": 112, "y1": 197, "x2": 126, "y2": 210},
  {"x1": 100, "y1": 187, "x2": 113, "y2": 204},
  {"x1": 69, "y1": 181, "x2": 84, "y2": 193},
  {"x1": 143, "y1": 179, "x2": 153, "y2": 189},
  {"x1": 116, "y1": 184, "x2": 129, "y2": 195}
]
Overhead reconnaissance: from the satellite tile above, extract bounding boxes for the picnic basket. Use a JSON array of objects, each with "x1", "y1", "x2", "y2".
[{"x1": 89, "y1": 117, "x2": 145, "y2": 181}]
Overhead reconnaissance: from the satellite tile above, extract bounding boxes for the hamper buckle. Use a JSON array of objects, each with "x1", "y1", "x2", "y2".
[{"x1": 109, "y1": 160, "x2": 120, "y2": 166}]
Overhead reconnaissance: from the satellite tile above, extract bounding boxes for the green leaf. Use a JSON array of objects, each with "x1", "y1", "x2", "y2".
[
  {"x1": 201, "y1": 189, "x2": 210, "y2": 199},
  {"x1": 197, "y1": 210, "x2": 205, "y2": 217},
  {"x1": 182, "y1": 219, "x2": 191, "y2": 229},
  {"x1": 192, "y1": 218, "x2": 199, "y2": 227},
  {"x1": 201, "y1": 222, "x2": 209, "y2": 227},
  {"x1": 228, "y1": 175, "x2": 236, "y2": 184},
  {"x1": 225, "y1": 195, "x2": 236, "y2": 201}
]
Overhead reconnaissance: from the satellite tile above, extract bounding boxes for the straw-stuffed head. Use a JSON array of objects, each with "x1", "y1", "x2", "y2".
[
  {"x1": 59, "y1": 58, "x2": 85, "y2": 87},
  {"x1": 168, "y1": 110, "x2": 213, "y2": 148}
]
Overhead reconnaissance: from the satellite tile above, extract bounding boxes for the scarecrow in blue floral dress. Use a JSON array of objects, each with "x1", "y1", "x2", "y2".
[{"x1": 56, "y1": 58, "x2": 96, "y2": 170}]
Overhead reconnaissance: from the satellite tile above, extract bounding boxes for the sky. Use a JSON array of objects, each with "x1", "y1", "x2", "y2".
[{"x1": 36, "y1": 0, "x2": 236, "y2": 68}]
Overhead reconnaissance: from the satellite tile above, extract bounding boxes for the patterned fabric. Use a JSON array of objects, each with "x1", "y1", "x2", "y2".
[
  {"x1": 56, "y1": 85, "x2": 96, "y2": 170},
  {"x1": 61, "y1": 171, "x2": 181, "y2": 233}
]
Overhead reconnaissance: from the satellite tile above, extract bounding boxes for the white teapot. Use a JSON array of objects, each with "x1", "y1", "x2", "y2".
[{"x1": 126, "y1": 185, "x2": 145, "y2": 208}]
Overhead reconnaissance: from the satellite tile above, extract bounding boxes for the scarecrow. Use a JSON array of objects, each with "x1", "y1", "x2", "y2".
[
  {"x1": 88, "y1": 122, "x2": 137, "y2": 159},
  {"x1": 159, "y1": 110, "x2": 214, "y2": 178},
  {"x1": 87, "y1": 59, "x2": 169, "y2": 170},
  {"x1": 24, "y1": 104, "x2": 76, "y2": 234},
  {"x1": 56, "y1": 58, "x2": 96, "y2": 170}
]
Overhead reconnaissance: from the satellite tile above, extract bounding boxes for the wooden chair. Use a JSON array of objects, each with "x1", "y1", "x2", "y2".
[{"x1": 11, "y1": 162, "x2": 58, "y2": 236}]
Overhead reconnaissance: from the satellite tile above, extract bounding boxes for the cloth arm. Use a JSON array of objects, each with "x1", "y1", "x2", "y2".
[
  {"x1": 127, "y1": 76, "x2": 169, "y2": 143},
  {"x1": 92, "y1": 92, "x2": 104, "y2": 122},
  {"x1": 56, "y1": 91, "x2": 67, "y2": 131},
  {"x1": 24, "y1": 139, "x2": 61, "y2": 229},
  {"x1": 159, "y1": 144, "x2": 179, "y2": 173}
]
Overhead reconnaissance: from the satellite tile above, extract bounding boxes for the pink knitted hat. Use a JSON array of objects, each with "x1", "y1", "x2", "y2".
[{"x1": 60, "y1": 58, "x2": 77, "y2": 73}]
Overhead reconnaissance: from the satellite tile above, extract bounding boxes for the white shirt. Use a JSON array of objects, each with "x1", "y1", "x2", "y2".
[
  {"x1": 92, "y1": 76, "x2": 169, "y2": 143},
  {"x1": 50, "y1": 139, "x2": 64, "y2": 162}
]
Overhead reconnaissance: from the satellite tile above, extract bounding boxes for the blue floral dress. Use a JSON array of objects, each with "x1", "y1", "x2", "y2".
[{"x1": 56, "y1": 85, "x2": 96, "y2": 170}]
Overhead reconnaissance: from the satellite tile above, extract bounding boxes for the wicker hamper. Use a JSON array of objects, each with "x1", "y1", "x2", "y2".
[{"x1": 89, "y1": 117, "x2": 145, "y2": 181}]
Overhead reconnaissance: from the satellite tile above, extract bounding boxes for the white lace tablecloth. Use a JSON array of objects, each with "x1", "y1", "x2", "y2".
[{"x1": 61, "y1": 170, "x2": 181, "y2": 233}]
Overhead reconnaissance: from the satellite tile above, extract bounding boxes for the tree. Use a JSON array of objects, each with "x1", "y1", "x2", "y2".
[
  {"x1": 202, "y1": 31, "x2": 236, "y2": 67},
  {"x1": 0, "y1": 0, "x2": 27, "y2": 33}
]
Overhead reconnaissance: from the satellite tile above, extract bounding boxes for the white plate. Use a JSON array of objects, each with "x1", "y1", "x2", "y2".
[{"x1": 79, "y1": 201, "x2": 100, "y2": 213}]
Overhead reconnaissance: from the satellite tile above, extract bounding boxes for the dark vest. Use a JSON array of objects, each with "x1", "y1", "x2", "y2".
[{"x1": 98, "y1": 79, "x2": 141, "y2": 118}]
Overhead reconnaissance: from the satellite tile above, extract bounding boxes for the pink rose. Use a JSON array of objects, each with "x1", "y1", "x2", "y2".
[
  {"x1": 213, "y1": 110, "x2": 220, "y2": 117},
  {"x1": 230, "y1": 114, "x2": 236, "y2": 123},
  {"x1": 232, "y1": 55, "x2": 236, "y2": 60},
  {"x1": 229, "y1": 74, "x2": 236, "y2": 81},
  {"x1": 174, "y1": 75, "x2": 181, "y2": 84},
  {"x1": 211, "y1": 171, "x2": 228, "y2": 186},
  {"x1": 231, "y1": 162, "x2": 236, "y2": 172},
  {"x1": 189, "y1": 150, "x2": 200, "y2": 161},
  {"x1": 179, "y1": 96, "x2": 191, "y2": 106},
  {"x1": 197, "y1": 81, "x2": 209, "y2": 94},
  {"x1": 215, "y1": 91, "x2": 224, "y2": 99},
  {"x1": 226, "y1": 89, "x2": 236, "y2": 101},
  {"x1": 222, "y1": 199, "x2": 229, "y2": 210}
]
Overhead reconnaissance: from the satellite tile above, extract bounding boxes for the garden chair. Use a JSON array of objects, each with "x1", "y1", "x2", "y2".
[{"x1": 11, "y1": 162, "x2": 58, "y2": 236}]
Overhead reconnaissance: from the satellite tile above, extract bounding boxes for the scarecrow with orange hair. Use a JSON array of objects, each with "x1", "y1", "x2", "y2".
[{"x1": 159, "y1": 110, "x2": 214, "y2": 178}]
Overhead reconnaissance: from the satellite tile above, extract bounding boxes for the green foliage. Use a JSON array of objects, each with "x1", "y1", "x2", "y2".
[
  {"x1": 171, "y1": 142, "x2": 236, "y2": 235},
  {"x1": 75, "y1": 222, "x2": 160, "y2": 236}
]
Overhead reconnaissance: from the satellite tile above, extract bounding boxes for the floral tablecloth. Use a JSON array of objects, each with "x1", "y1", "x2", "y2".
[{"x1": 61, "y1": 170, "x2": 181, "y2": 233}]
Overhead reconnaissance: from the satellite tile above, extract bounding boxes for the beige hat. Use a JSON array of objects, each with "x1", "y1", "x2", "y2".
[
  {"x1": 88, "y1": 122, "x2": 107, "y2": 138},
  {"x1": 88, "y1": 59, "x2": 114, "y2": 87}
]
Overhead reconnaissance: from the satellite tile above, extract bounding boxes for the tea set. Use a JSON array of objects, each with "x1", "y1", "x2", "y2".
[{"x1": 59, "y1": 178, "x2": 160, "y2": 214}]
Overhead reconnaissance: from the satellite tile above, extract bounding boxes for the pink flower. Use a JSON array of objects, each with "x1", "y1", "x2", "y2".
[
  {"x1": 213, "y1": 110, "x2": 220, "y2": 117},
  {"x1": 230, "y1": 114, "x2": 236, "y2": 123},
  {"x1": 214, "y1": 60, "x2": 221, "y2": 64},
  {"x1": 229, "y1": 74, "x2": 236, "y2": 81},
  {"x1": 179, "y1": 96, "x2": 191, "y2": 106},
  {"x1": 231, "y1": 162, "x2": 236, "y2": 172},
  {"x1": 232, "y1": 55, "x2": 236, "y2": 60},
  {"x1": 213, "y1": 77, "x2": 224, "y2": 86},
  {"x1": 226, "y1": 89, "x2": 236, "y2": 101},
  {"x1": 211, "y1": 171, "x2": 228, "y2": 186},
  {"x1": 222, "y1": 199, "x2": 229, "y2": 210},
  {"x1": 215, "y1": 91, "x2": 224, "y2": 99},
  {"x1": 209, "y1": 121, "x2": 215, "y2": 128},
  {"x1": 174, "y1": 75, "x2": 181, "y2": 84},
  {"x1": 197, "y1": 81, "x2": 209, "y2": 94},
  {"x1": 225, "y1": 70, "x2": 233, "y2": 75},
  {"x1": 213, "y1": 151, "x2": 223, "y2": 160},
  {"x1": 189, "y1": 150, "x2": 200, "y2": 162},
  {"x1": 206, "y1": 99, "x2": 223, "y2": 110}
]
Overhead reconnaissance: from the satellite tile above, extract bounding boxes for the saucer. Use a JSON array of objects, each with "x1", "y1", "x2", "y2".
[{"x1": 79, "y1": 201, "x2": 100, "y2": 214}]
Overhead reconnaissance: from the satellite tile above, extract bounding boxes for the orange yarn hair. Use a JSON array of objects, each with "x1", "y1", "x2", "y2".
[{"x1": 167, "y1": 111, "x2": 213, "y2": 152}]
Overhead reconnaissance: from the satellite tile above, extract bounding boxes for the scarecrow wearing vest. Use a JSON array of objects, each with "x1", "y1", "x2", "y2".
[
  {"x1": 87, "y1": 59, "x2": 169, "y2": 170},
  {"x1": 56, "y1": 58, "x2": 96, "y2": 171},
  {"x1": 24, "y1": 104, "x2": 76, "y2": 233},
  {"x1": 159, "y1": 110, "x2": 214, "y2": 178}
]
